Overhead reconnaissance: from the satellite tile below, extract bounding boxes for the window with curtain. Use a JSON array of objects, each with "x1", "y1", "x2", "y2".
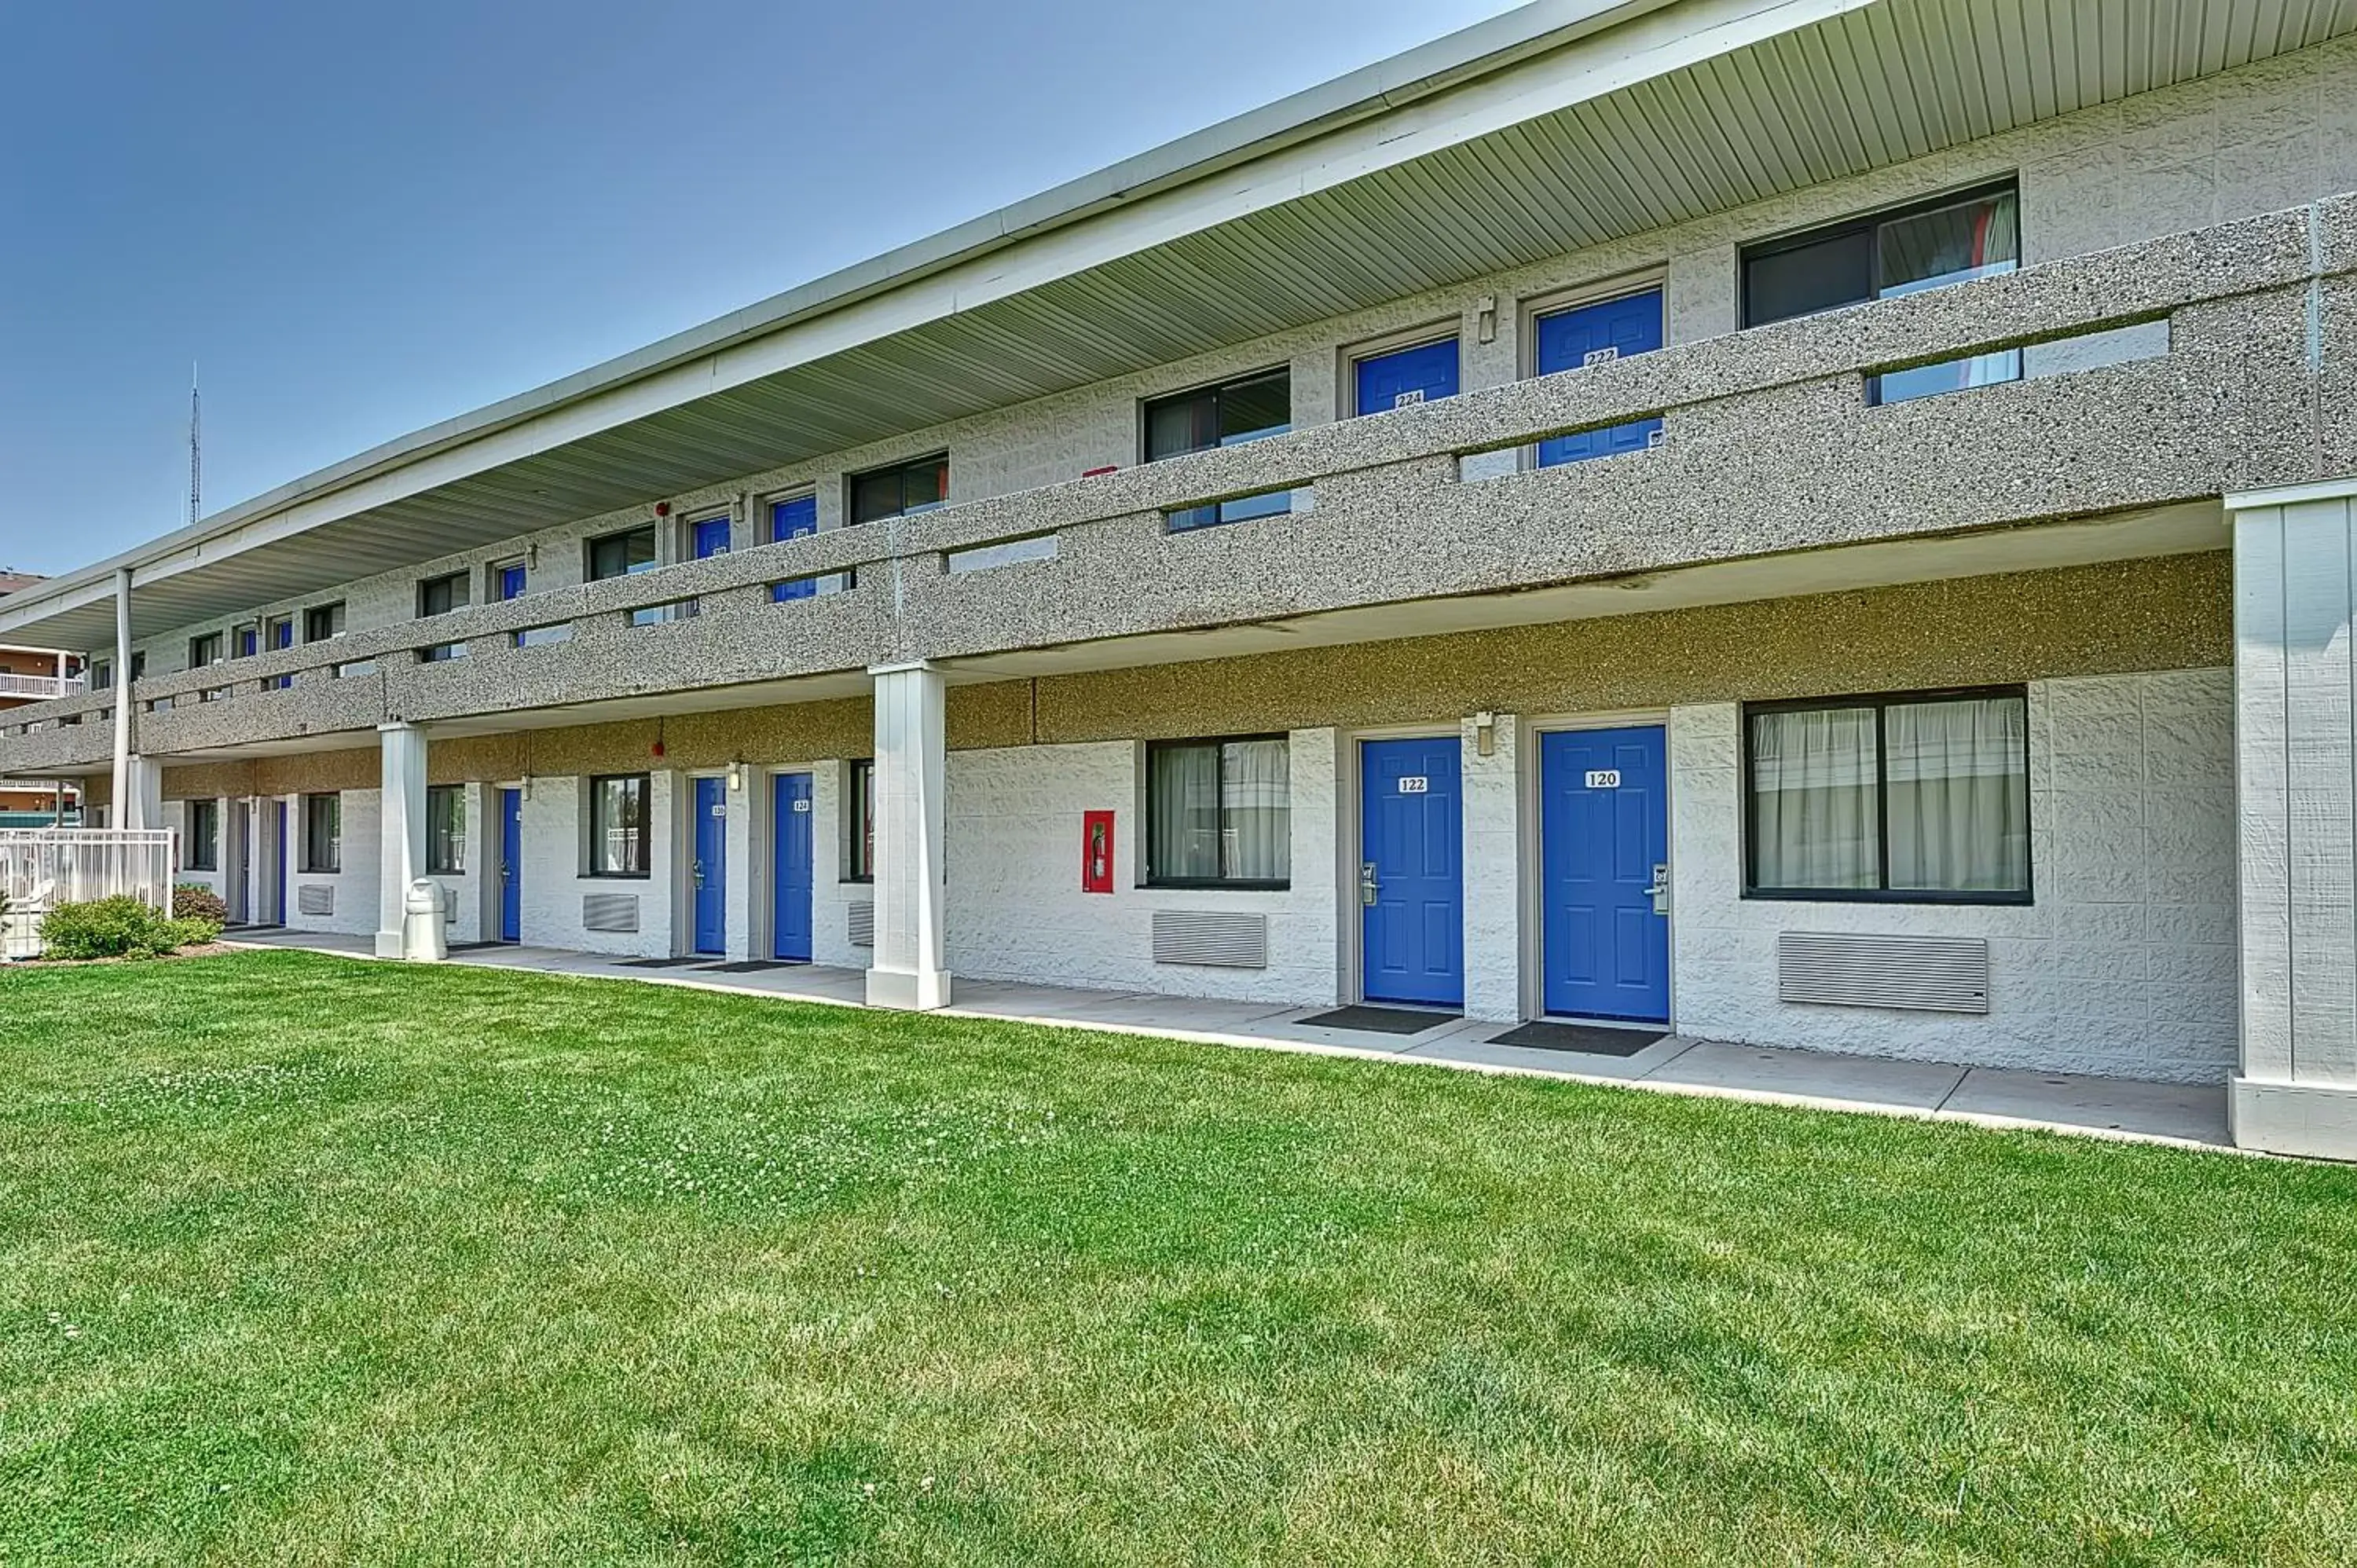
[
  {"x1": 427, "y1": 785, "x2": 466, "y2": 875},
  {"x1": 302, "y1": 793, "x2": 341, "y2": 874},
  {"x1": 1143, "y1": 369, "x2": 1292, "y2": 531},
  {"x1": 1746, "y1": 688, "x2": 2029, "y2": 902},
  {"x1": 185, "y1": 798, "x2": 219, "y2": 872},
  {"x1": 846, "y1": 759, "x2": 875, "y2": 881},
  {"x1": 588, "y1": 774, "x2": 651, "y2": 877},
  {"x1": 1145, "y1": 736, "x2": 1291, "y2": 887}
]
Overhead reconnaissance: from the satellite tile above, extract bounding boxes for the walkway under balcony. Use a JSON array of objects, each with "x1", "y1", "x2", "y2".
[{"x1": 227, "y1": 927, "x2": 2234, "y2": 1153}]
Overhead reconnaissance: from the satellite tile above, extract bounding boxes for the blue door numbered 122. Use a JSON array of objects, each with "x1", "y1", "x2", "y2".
[
  {"x1": 1534, "y1": 288, "x2": 1663, "y2": 465},
  {"x1": 498, "y1": 788, "x2": 522, "y2": 943},
  {"x1": 692, "y1": 776, "x2": 728, "y2": 955},
  {"x1": 1360, "y1": 736, "x2": 1464, "y2": 1008},
  {"x1": 771, "y1": 772, "x2": 814, "y2": 962},
  {"x1": 1540, "y1": 726, "x2": 1670, "y2": 1023},
  {"x1": 1354, "y1": 337, "x2": 1458, "y2": 415}
]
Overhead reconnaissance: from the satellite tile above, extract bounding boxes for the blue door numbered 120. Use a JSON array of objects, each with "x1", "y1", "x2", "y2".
[
  {"x1": 1540, "y1": 726, "x2": 1670, "y2": 1023},
  {"x1": 692, "y1": 776, "x2": 728, "y2": 955},
  {"x1": 1360, "y1": 736, "x2": 1464, "y2": 1008},
  {"x1": 498, "y1": 787, "x2": 522, "y2": 943},
  {"x1": 771, "y1": 772, "x2": 814, "y2": 962},
  {"x1": 1354, "y1": 336, "x2": 1459, "y2": 416},
  {"x1": 1534, "y1": 288, "x2": 1663, "y2": 465}
]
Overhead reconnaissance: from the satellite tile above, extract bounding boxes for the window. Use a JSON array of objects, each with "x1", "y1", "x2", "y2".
[
  {"x1": 1144, "y1": 369, "x2": 1292, "y2": 530},
  {"x1": 427, "y1": 785, "x2": 466, "y2": 875},
  {"x1": 419, "y1": 641, "x2": 468, "y2": 663},
  {"x1": 90, "y1": 660, "x2": 112, "y2": 691},
  {"x1": 588, "y1": 526, "x2": 662, "y2": 627},
  {"x1": 130, "y1": 652, "x2": 146, "y2": 681},
  {"x1": 849, "y1": 455, "x2": 948, "y2": 526},
  {"x1": 588, "y1": 773, "x2": 651, "y2": 877},
  {"x1": 1744, "y1": 687, "x2": 2030, "y2": 903},
  {"x1": 233, "y1": 624, "x2": 258, "y2": 659},
  {"x1": 1145, "y1": 735, "x2": 1291, "y2": 888},
  {"x1": 490, "y1": 559, "x2": 528, "y2": 602},
  {"x1": 185, "y1": 798, "x2": 219, "y2": 872},
  {"x1": 1741, "y1": 183, "x2": 2022, "y2": 405},
  {"x1": 304, "y1": 603, "x2": 346, "y2": 643},
  {"x1": 845, "y1": 759, "x2": 875, "y2": 881},
  {"x1": 301, "y1": 793, "x2": 341, "y2": 874},
  {"x1": 418, "y1": 571, "x2": 471, "y2": 617},
  {"x1": 189, "y1": 632, "x2": 222, "y2": 668}
]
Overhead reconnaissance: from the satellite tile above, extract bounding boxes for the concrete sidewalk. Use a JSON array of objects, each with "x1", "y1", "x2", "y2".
[{"x1": 225, "y1": 929, "x2": 2235, "y2": 1152}]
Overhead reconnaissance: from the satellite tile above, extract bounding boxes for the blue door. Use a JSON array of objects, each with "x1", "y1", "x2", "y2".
[
  {"x1": 770, "y1": 495, "x2": 819, "y2": 602},
  {"x1": 771, "y1": 772, "x2": 814, "y2": 961},
  {"x1": 1534, "y1": 289, "x2": 1664, "y2": 465},
  {"x1": 498, "y1": 787, "x2": 522, "y2": 943},
  {"x1": 1354, "y1": 337, "x2": 1459, "y2": 415},
  {"x1": 1360, "y1": 736, "x2": 1464, "y2": 1008},
  {"x1": 692, "y1": 517, "x2": 731, "y2": 559},
  {"x1": 1541, "y1": 726, "x2": 1670, "y2": 1022},
  {"x1": 497, "y1": 563, "x2": 526, "y2": 601},
  {"x1": 692, "y1": 776, "x2": 728, "y2": 955}
]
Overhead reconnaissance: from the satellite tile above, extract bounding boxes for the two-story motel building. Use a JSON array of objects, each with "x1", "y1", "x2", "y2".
[{"x1": 5, "y1": 0, "x2": 2357, "y2": 1158}]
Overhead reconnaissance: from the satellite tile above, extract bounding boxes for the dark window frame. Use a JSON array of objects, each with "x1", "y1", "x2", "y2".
[
  {"x1": 1139, "y1": 367, "x2": 1294, "y2": 532},
  {"x1": 845, "y1": 758, "x2": 875, "y2": 883},
  {"x1": 300, "y1": 792, "x2": 341, "y2": 874},
  {"x1": 846, "y1": 454, "x2": 950, "y2": 526},
  {"x1": 188, "y1": 632, "x2": 223, "y2": 669},
  {"x1": 303, "y1": 603, "x2": 346, "y2": 643},
  {"x1": 426, "y1": 784, "x2": 467, "y2": 875},
  {"x1": 1142, "y1": 732, "x2": 1293, "y2": 891},
  {"x1": 185, "y1": 797, "x2": 220, "y2": 872},
  {"x1": 1738, "y1": 178, "x2": 2021, "y2": 328},
  {"x1": 585, "y1": 525, "x2": 658, "y2": 583},
  {"x1": 586, "y1": 771, "x2": 652, "y2": 879},
  {"x1": 417, "y1": 570, "x2": 471, "y2": 618},
  {"x1": 1739, "y1": 683, "x2": 2033, "y2": 907}
]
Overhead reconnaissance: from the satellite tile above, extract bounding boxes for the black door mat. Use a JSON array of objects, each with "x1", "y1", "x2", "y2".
[
  {"x1": 616, "y1": 956, "x2": 713, "y2": 969},
  {"x1": 1299, "y1": 1005, "x2": 1461, "y2": 1035},
  {"x1": 444, "y1": 940, "x2": 505, "y2": 953},
  {"x1": 1486, "y1": 1021, "x2": 1666, "y2": 1057},
  {"x1": 698, "y1": 959, "x2": 808, "y2": 973}
]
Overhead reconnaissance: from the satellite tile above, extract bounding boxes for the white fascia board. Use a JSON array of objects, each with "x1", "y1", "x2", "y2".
[{"x1": 0, "y1": 0, "x2": 1871, "y2": 632}]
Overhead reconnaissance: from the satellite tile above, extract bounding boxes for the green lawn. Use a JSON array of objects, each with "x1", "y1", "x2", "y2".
[{"x1": 1, "y1": 953, "x2": 2352, "y2": 1566}]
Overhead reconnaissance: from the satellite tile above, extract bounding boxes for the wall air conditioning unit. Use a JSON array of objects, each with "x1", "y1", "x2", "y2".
[{"x1": 1777, "y1": 932, "x2": 1989, "y2": 1014}]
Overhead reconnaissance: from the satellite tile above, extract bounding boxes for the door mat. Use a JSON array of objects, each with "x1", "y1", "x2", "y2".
[
  {"x1": 443, "y1": 941, "x2": 505, "y2": 953},
  {"x1": 1298, "y1": 1005, "x2": 1461, "y2": 1035},
  {"x1": 1486, "y1": 1021, "x2": 1666, "y2": 1057},
  {"x1": 616, "y1": 956, "x2": 713, "y2": 969},
  {"x1": 698, "y1": 960, "x2": 808, "y2": 973}
]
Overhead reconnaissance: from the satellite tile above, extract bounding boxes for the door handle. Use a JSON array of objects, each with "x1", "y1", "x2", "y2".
[
  {"x1": 691, "y1": 859, "x2": 705, "y2": 889},
  {"x1": 1359, "y1": 860, "x2": 1379, "y2": 907},
  {"x1": 1644, "y1": 861, "x2": 1670, "y2": 915}
]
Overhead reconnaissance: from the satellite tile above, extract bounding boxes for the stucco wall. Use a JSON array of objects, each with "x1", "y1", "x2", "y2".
[
  {"x1": 515, "y1": 771, "x2": 678, "y2": 958},
  {"x1": 1668, "y1": 669, "x2": 2238, "y2": 1083},
  {"x1": 281, "y1": 788, "x2": 381, "y2": 940},
  {"x1": 944, "y1": 730, "x2": 1341, "y2": 1005}
]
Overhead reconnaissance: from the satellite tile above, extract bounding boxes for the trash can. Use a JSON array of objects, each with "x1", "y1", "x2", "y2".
[{"x1": 401, "y1": 879, "x2": 449, "y2": 963}]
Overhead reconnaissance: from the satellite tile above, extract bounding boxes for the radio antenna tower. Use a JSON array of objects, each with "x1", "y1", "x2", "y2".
[{"x1": 188, "y1": 365, "x2": 203, "y2": 526}]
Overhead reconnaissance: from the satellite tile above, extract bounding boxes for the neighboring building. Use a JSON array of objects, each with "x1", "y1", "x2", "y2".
[
  {"x1": 2, "y1": 0, "x2": 2355, "y2": 1157},
  {"x1": 0, "y1": 573, "x2": 80, "y2": 826}
]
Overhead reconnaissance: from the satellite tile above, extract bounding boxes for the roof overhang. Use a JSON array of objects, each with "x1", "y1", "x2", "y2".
[{"x1": 3, "y1": 0, "x2": 2343, "y2": 650}]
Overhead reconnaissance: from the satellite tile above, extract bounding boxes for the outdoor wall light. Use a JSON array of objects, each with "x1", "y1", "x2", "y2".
[{"x1": 1472, "y1": 711, "x2": 1496, "y2": 757}]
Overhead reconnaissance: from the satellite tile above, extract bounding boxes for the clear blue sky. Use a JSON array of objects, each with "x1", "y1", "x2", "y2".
[{"x1": 0, "y1": 0, "x2": 1517, "y2": 578}]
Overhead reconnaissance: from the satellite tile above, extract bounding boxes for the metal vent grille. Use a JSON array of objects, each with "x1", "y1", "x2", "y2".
[
  {"x1": 1152, "y1": 910, "x2": 1269, "y2": 969},
  {"x1": 1777, "y1": 932, "x2": 1989, "y2": 1014},
  {"x1": 582, "y1": 893, "x2": 640, "y2": 934},
  {"x1": 848, "y1": 901, "x2": 874, "y2": 948},
  {"x1": 296, "y1": 885, "x2": 333, "y2": 917}
]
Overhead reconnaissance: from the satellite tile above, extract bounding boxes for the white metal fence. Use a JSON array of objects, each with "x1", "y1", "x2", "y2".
[{"x1": 0, "y1": 829, "x2": 176, "y2": 960}]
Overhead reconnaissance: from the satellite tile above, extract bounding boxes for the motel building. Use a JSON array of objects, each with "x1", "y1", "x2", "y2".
[{"x1": 4, "y1": 0, "x2": 2357, "y2": 1160}]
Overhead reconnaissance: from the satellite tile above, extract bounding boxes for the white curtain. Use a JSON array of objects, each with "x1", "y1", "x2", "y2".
[
  {"x1": 1885, "y1": 696, "x2": 2028, "y2": 892},
  {"x1": 1149, "y1": 744, "x2": 1222, "y2": 881},
  {"x1": 1149, "y1": 739, "x2": 1289, "y2": 882},
  {"x1": 1221, "y1": 738, "x2": 1290, "y2": 882},
  {"x1": 1750, "y1": 707, "x2": 1879, "y2": 890}
]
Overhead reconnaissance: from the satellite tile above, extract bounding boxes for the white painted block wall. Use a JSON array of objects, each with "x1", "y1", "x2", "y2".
[
  {"x1": 944, "y1": 730, "x2": 1340, "y2": 1004},
  {"x1": 1670, "y1": 669, "x2": 2238, "y2": 1083},
  {"x1": 516, "y1": 773, "x2": 676, "y2": 958},
  {"x1": 283, "y1": 789, "x2": 383, "y2": 939}
]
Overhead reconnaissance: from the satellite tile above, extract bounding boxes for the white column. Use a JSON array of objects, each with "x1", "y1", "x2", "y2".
[
  {"x1": 1461, "y1": 712, "x2": 1523, "y2": 1022},
  {"x1": 126, "y1": 757, "x2": 162, "y2": 837},
  {"x1": 2227, "y1": 478, "x2": 2357, "y2": 1160},
  {"x1": 110, "y1": 567, "x2": 133, "y2": 825},
  {"x1": 375, "y1": 722, "x2": 431, "y2": 959},
  {"x1": 865, "y1": 661, "x2": 951, "y2": 1009}
]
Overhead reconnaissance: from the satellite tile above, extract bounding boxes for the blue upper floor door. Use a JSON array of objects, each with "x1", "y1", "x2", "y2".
[
  {"x1": 497, "y1": 563, "x2": 526, "y2": 602},
  {"x1": 1534, "y1": 288, "x2": 1664, "y2": 466},
  {"x1": 692, "y1": 775, "x2": 728, "y2": 956},
  {"x1": 1354, "y1": 336, "x2": 1459, "y2": 416},
  {"x1": 498, "y1": 787, "x2": 523, "y2": 943},
  {"x1": 692, "y1": 517, "x2": 731, "y2": 559},
  {"x1": 772, "y1": 772, "x2": 814, "y2": 962},
  {"x1": 1359, "y1": 736, "x2": 1464, "y2": 1009},
  {"x1": 1539, "y1": 726, "x2": 1670, "y2": 1023},
  {"x1": 770, "y1": 495, "x2": 819, "y2": 602}
]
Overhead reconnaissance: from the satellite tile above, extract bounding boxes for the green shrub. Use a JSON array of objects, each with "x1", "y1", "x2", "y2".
[
  {"x1": 39, "y1": 896, "x2": 218, "y2": 962},
  {"x1": 173, "y1": 884, "x2": 230, "y2": 926}
]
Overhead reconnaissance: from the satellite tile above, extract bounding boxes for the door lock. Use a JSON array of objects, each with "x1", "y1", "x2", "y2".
[
  {"x1": 1359, "y1": 860, "x2": 1380, "y2": 907},
  {"x1": 1644, "y1": 861, "x2": 1670, "y2": 916},
  {"x1": 691, "y1": 858, "x2": 705, "y2": 889}
]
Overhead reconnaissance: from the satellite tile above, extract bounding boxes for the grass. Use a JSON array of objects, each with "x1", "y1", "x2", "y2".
[{"x1": 0, "y1": 953, "x2": 2352, "y2": 1566}]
